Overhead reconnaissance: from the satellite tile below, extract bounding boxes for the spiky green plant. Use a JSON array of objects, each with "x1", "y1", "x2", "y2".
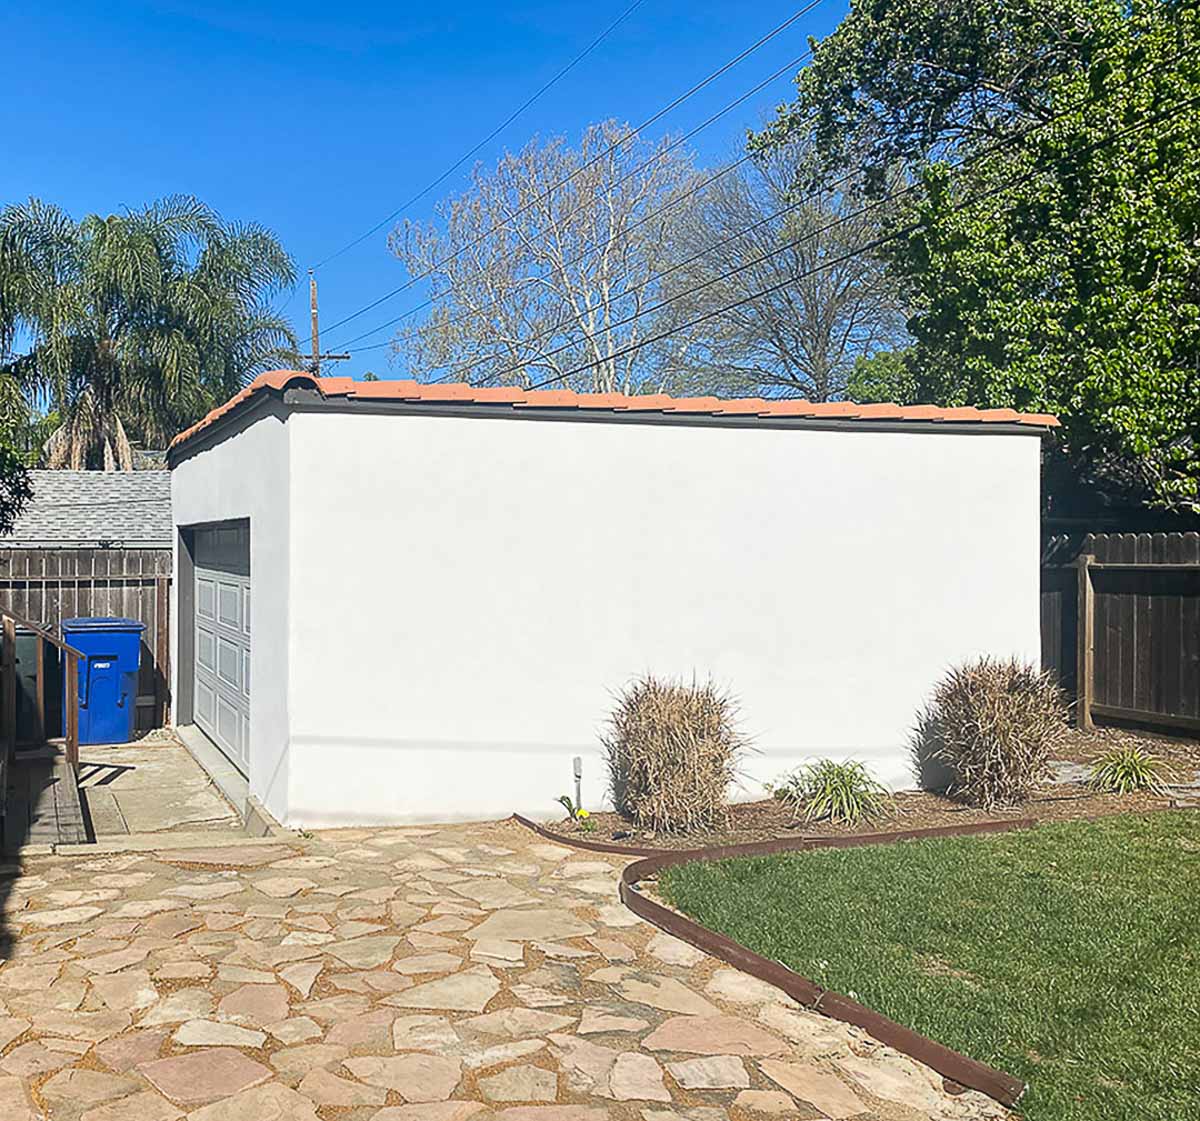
[
  {"x1": 1089, "y1": 746, "x2": 1169, "y2": 795},
  {"x1": 774, "y1": 759, "x2": 892, "y2": 824},
  {"x1": 0, "y1": 195, "x2": 299, "y2": 469}
]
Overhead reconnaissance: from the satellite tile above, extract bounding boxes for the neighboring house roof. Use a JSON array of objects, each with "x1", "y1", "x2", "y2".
[
  {"x1": 0, "y1": 471, "x2": 173, "y2": 549},
  {"x1": 170, "y1": 369, "x2": 1061, "y2": 457}
]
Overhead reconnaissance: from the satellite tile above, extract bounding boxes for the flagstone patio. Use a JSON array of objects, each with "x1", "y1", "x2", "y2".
[{"x1": 0, "y1": 818, "x2": 1010, "y2": 1120}]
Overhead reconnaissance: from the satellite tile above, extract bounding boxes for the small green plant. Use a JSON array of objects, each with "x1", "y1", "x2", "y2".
[
  {"x1": 1089, "y1": 746, "x2": 1169, "y2": 795},
  {"x1": 773, "y1": 759, "x2": 892, "y2": 824},
  {"x1": 557, "y1": 794, "x2": 596, "y2": 832}
]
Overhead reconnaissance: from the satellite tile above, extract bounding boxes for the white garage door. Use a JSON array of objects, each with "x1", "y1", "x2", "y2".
[{"x1": 193, "y1": 524, "x2": 251, "y2": 775}]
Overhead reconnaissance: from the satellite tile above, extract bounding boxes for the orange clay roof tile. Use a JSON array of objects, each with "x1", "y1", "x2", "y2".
[{"x1": 169, "y1": 370, "x2": 1060, "y2": 452}]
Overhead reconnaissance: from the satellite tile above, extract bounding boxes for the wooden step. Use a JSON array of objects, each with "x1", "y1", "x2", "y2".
[{"x1": 3, "y1": 743, "x2": 88, "y2": 850}]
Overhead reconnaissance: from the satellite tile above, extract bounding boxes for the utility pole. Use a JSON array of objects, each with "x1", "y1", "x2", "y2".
[
  {"x1": 299, "y1": 269, "x2": 350, "y2": 376},
  {"x1": 309, "y1": 271, "x2": 321, "y2": 375}
]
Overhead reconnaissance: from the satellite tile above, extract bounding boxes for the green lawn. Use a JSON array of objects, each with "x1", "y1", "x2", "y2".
[{"x1": 658, "y1": 813, "x2": 1200, "y2": 1121}]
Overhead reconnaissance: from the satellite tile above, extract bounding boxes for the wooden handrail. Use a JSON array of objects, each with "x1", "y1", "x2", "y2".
[
  {"x1": 0, "y1": 604, "x2": 85, "y2": 659},
  {"x1": 0, "y1": 603, "x2": 83, "y2": 772}
]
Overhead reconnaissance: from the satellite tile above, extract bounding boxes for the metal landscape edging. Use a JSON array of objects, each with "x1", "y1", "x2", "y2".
[{"x1": 512, "y1": 812, "x2": 1032, "y2": 1107}]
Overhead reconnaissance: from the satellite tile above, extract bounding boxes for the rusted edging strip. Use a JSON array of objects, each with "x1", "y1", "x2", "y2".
[
  {"x1": 512, "y1": 812, "x2": 1033, "y2": 861},
  {"x1": 512, "y1": 812, "x2": 1032, "y2": 1107}
]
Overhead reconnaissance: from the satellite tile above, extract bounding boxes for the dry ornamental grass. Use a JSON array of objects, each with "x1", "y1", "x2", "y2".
[
  {"x1": 915, "y1": 657, "x2": 1069, "y2": 809},
  {"x1": 602, "y1": 674, "x2": 746, "y2": 833}
]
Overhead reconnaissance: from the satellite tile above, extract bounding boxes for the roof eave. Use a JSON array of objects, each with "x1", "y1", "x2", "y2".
[{"x1": 168, "y1": 373, "x2": 1059, "y2": 464}]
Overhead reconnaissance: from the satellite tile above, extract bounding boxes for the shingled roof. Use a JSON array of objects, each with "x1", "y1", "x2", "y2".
[
  {"x1": 169, "y1": 370, "x2": 1060, "y2": 454},
  {"x1": 0, "y1": 471, "x2": 172, "y2": 548}
]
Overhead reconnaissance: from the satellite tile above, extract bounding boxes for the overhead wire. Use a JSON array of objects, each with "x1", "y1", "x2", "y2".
[
  {"x1": 362, "y1": 42, "x2": 1200, "y2": 388},
  {"x1": 518, "y1": 92, "x2": 1200, "y2": 392},
  {"x1": 329, "y1": 48, "x2": 815, "y2": 354},
  {"x1": 310, "y1": 0, "x2": 652, "y2": 272},
  {"x1": 317, "y1": 2, "x2": 828, "y2": 339}
]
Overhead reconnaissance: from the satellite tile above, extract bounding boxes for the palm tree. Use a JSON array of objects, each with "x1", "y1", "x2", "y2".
[{"x1": 0, "y1": 195, "x2": 299, "y2": 470}]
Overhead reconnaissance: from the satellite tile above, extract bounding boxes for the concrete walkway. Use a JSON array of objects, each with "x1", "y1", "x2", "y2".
[
  {"x1": 77, "y1": 735, "x2": 242, "y2": 838},
  {"x1": 0, "y1": 819, "x2": 1008, "y2": 1120}
]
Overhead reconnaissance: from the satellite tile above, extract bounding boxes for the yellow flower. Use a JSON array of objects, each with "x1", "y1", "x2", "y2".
[{"x1": 576, "y1": 810, "x2": 590, "y2": 819}]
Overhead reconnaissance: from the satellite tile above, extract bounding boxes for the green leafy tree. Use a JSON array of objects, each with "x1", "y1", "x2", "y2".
[
  {"x1": 845, "y1": 348, "x2": 918, "y2": 404},
  {"x1": 0, "y1": 213, "x2": 37, "y2": 527},
  {"x1": 755, "y1": 0, "x2": 1200, "y2": 509},
  {"x1": 0, "y1": 196, "x2": 298, "y2": 470}
]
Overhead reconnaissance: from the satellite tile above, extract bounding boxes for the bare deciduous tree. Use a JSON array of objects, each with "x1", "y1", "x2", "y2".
[
  {"x1": 388, "y1": 121, "x2": 706, "y2": 393},
  {"x1": 660, "y1": 143, "x2": 909, "y2": 400}
]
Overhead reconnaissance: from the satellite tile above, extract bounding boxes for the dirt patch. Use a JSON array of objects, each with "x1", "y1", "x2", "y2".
[{"x1": 544, "y1": 726, "x2": 1197, "y2": 852}]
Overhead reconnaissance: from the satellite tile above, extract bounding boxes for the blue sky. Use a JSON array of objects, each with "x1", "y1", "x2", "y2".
[{"x1": 5, "y1": 1, "x2": 847, "y2": 378}]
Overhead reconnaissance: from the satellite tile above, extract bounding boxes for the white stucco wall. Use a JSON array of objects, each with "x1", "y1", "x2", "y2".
[
  {"x1": 281, "y1": 409, "x2": 1043, "y2": 827},
  {"x1": 170, "y1": 409, "x2": 292, "y2": 823}
]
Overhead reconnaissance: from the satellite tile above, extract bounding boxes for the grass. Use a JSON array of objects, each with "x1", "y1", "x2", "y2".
[{"x1": 658, "y1": 812, "x2": 1200, "y2": 1121}]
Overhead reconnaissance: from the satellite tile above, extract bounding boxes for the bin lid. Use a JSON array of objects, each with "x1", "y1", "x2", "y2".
[{"x1": 62, "y1": 616, "x2": 147, "y2": 633}]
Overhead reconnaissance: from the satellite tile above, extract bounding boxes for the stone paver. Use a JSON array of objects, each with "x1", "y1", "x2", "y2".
[{"x1": 0, "y1": 817, "x2": 1009, "y2": 1121}]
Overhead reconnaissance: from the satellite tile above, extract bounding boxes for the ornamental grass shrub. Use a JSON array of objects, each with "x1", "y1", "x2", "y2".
[
  {"x1": 602, "y1": 674, "x2": 746, "y2": 833},
  {"x1": 771, "y1": 759, "x2": 892, "y2": 824},
  {"x1": 913, "y1": 656, "x2": 1068, "y2": 809},
  {"x1": 1090, "y1": 745, "x2": 1169, "y2": 795}
]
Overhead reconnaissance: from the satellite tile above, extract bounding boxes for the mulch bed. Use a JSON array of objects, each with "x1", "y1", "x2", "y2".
[
  {"x1": 546, "y1": 726, "x2": 1199, "y2": 852},
  {"x1": 1056, "y1": 723, "x2": 1200, "y2": 774}
]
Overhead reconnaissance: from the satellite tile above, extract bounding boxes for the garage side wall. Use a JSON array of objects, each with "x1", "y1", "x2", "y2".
[
  {"x1": 170, "y1": 407, "x2": 292, "y2": 823},
  {"x1": 284, "y1": 410, "x2": 1042, "y2": 826}
]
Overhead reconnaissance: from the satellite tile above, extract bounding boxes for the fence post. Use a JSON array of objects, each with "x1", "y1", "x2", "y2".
[
  {"x1": 1, "y1": 615, "x2": 14, "y2": 760},
  {"x1": 65, "y1": 653, "x2": 79, "y2": 770},
  {"x1": 1075, "y1": 553, "x2": 1095, "y2": 730},
  {"x1": 34, "y1": 637, "x2": 45, "y2": 744},
  {"x1": 155, "y1": 575, "x2": 171, "y2": 726}
]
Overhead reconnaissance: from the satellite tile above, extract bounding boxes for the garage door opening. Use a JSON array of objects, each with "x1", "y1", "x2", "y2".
[{"x1": 180, "y1": 521, "x2": 250, "y2": 776}]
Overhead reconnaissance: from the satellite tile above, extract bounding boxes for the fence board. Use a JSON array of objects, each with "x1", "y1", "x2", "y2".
[
  {"x1": 1183, "y1": 533, "x2": 1200, "y2": 719},
  {"x1": 1042, "y1": 532, "x2": 1200, "y2": 736},
  {"x1": 0, "y1": 547, "x2": 172, "y2": 734}
]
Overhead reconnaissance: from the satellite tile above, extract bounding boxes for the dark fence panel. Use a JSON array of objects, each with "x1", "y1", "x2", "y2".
[
  {"x1": 1042, "y1": 532, "x2": 1200, "y2": 735},
  {"x1": 0, "y1": 548, "x2": 172, "y2": 734}
]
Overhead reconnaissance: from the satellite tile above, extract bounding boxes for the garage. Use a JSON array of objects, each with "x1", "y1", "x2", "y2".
[
  {"x1": 168, "y1": 370, "x2": 1054, "y2": 828},
  {"x1": 191, "y1": 523, "x2": 251, "y2": 775}
]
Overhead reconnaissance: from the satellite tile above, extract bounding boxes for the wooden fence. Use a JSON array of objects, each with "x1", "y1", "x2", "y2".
[
  {"x1": 0, "y1": 548, "x2": 172, "y2": 733},
  {"x1": 1042, "y1": 532, "x2": 1200, "y2": 734}
]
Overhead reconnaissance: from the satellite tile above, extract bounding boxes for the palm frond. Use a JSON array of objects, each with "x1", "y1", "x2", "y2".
[{"x1": 2, "y1": 195, "x2": 298, "y2": 467}]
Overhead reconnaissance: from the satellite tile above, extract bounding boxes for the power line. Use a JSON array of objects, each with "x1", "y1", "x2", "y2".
[
  {"x1": 402, "y1": 166, "x2": 857, "y2": 386},
  {"x1": 335, "y1": 150, "x2": 760, "y2": 354},
  {"x1": 328, "y1": 48, "x2": 814, "y2": 353},
  {"x1": 331, "y1": 8, "x2": 1194, "y2": 364},
  {"x1": 318, "y1": 2, "x2": 827, "y2": 339},
  {"x1": 363, "y1": 46, "x2": 1199, "y2": 388},
  {"x1": 520, "y1": 92, "x2": 1200, "y2": 393},
  {"x1": 310, "y1": 0, "x2": 651, "y2": 272}
]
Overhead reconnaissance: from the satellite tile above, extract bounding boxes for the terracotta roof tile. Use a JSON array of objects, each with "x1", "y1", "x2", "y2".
[{"x1": 169, "y1": 370, "x2": 1060, "y2": 453}]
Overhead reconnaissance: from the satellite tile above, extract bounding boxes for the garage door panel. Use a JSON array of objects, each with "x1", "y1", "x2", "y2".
[
  {"x1": 197, "y1": 578, "x2": 216, "y2": 620},
  {"x1": 216, "y1": 694, "x2": 241, "y2": 749},
  {"x1": 216, "y1": 635, "x2": 241, "y2": 689},
  {"x1": 197, "y1": 629, "x2": 216, "y2": 673},
  {"x1": 193, "y1": 524, "x2": 251, "y2": 777},
  {"x1": 218, "y1": 582, "x2": 241, "y2": 628},
  {"x1": 196, "y1": 679, "x2": 216, "y2": 727}
]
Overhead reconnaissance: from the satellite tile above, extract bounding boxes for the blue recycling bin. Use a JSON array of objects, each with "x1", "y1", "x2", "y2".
[{"x1": 62, "y1": 617, "x2": 146, "y2": 745}]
